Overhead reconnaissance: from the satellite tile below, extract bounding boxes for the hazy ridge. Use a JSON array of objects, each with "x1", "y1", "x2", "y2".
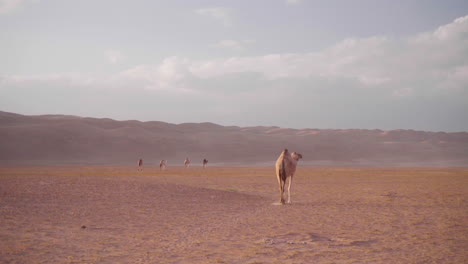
[{"x1": 1, "y1": 111, "x2": 467, "y2": 166}]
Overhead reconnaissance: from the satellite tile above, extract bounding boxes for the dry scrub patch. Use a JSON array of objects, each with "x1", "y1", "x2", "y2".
[{"x1": 0, "y1": 166, "x2": 467, "y2": 263}]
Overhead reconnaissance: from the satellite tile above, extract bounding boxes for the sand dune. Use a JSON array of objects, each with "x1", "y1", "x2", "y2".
[{"x1": 1, "y1": 111, "x2": 467, "y2": 166}]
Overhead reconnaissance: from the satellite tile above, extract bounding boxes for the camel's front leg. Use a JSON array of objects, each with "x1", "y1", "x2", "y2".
[{"x1": 287, "y1": 176, "x2": 293, "y2": 204}]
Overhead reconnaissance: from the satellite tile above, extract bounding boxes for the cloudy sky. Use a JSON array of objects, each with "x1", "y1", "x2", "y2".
[{"x1": 1, "y1": 0, "x2": 467, "y2": 132}]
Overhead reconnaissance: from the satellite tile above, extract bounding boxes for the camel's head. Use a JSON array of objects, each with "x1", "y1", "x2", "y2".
[{"x1": 291, "y1": 152, "x2": 303, "y2": 161}]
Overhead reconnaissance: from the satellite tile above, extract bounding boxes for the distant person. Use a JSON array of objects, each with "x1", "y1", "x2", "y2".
[{"x1": 202, "y1": 158, "x2": 208, "y2": 168}]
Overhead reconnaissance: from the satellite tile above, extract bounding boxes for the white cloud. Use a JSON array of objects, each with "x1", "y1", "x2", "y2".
[
  {"x1": 1, "y1": 72, "x2": 110, "y2": 88},
  {"x1": 392, "y1": 87, "x2": 413, "y2": 97},
  {"x1": 0, "y1": 0, "x2": 24, "y2": 14},
  {"x1": 195, "y1": 7, "x2": 232, "y2": 26},
  {"x1": 285, "y1": 0, "x2": 303, "y2": 5},
  {"x1": 0, "y1": 0, "x2": 38, "y2": 14},
  {"x1": 438, "y1": 65, "x2": 468, "y2": 91},
  {"x1": 184, "y1": 15, "x2": 467, "y2": 98},
  {"x1": 105, "y1": 49, "x2": 125, "y2": 64},
  {"x1": 122, "y1": 57, "x2": 192, "y2": 91},
  {"x1": 212, "y1": 39, "x2": 255, "y2": 51},
  {"x1": 433, "y1": 15, "x2": 468, "y2": 41},
  {"x1": 214, "y1": 40, "x2": 243, "y2": 50},
  {"x1": 0, "y1": 16, "x2": 468, "y2": 130},
  {"x1": 4, "y1": 15, "x2": 467, "y2": 99}
]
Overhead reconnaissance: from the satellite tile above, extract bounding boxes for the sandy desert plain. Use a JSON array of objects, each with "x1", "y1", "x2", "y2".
[{"x1": 0, "y1": 165, "x2": 467, "y2": 264}]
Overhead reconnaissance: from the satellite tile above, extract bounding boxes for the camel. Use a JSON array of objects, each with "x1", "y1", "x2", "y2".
[
  {"x1": 159, "y1": 160, "x2": 167, "y2": 170},
  {"x1": 202, "y1": 158, "x2": 208, "y2": 168},
  {"x1": 275, "y1": 149, "x2": 303, "y2": 204},
  {"x1": 184, "y1": 158, "x2": 190, "y2": 168},
  {"x1": 137, "y1": 158, "x2": 143, "y2": 171}
]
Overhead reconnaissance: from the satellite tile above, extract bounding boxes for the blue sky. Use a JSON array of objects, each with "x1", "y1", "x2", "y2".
[{"x1": 1, "y1": 0, "x2": 468, "y2": 131}]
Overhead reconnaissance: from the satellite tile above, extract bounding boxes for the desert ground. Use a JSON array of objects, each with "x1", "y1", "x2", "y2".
[{"x1": 0, "y1": 165, "x2": 467, "y2": 264}]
